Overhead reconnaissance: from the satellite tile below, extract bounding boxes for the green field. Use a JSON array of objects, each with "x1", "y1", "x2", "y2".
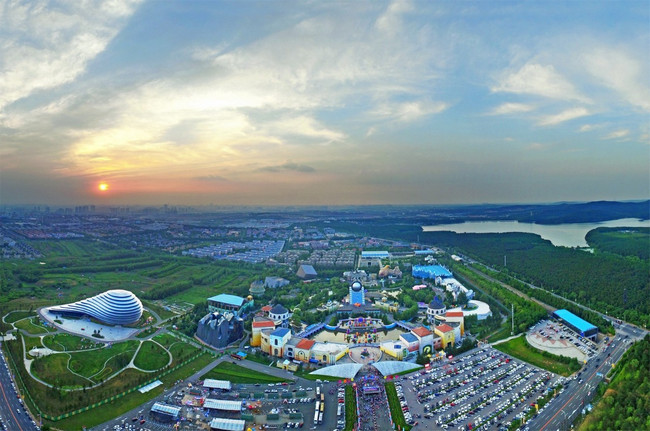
[
  {"x1": 201, "y1": 361, "x2": 290, "y2": 384},
  {"x1": 14, "y1": 317, "x2": 56, "y2": 335},
  {"x1": 152, "y1": 332, "x2": 178, "y2": 348},
  {"x1": 23, "y1": 335, "x2": 43, "y2": 353},
  {"x1": 4, "y1": 310, "x2": 36, "y2": 323},
  {"x1": 133, "y1": 341, "x2": 170, "y2": 371},
  {"x1": 42, "y1": 333, "x2": 103, "y2": 351},
  {"x1": 68, "y1": 340, "x2": 139, "y2": 378},
  {"x1": 385, "y1": 381, "x2": 412, "y2": 431},
  {"x1": 142, "y1": 300, "x2": 177, "y2": 320},
  {"x1": 31, "y1": 353, "x2": 93, "y2": 388},
  {"x1": 494, "y1": 335, "x2": 581, "y2": 376}
]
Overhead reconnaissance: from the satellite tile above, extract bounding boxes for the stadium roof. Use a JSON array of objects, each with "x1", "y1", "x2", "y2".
[
  {"x1": 209, "y1": 417, "x2": 246, "y2": 431},
  {"x1": 203, "y1": 379, "x2": 232, "y2": 390},
  {"x1": 151, "y1": 402, "x2": 181, "y2": 417},
  {"x1": 207, "y1": 294, "x2": 245, "y2": 307},
  {"x1": 309, "y1": 363, "x2": 363, "y2": 379},
  {"x1": 554, "y1": 309, "x2": 597, "y2": 333},
  {"x1": 203, "y1": 399, "x2": 242, "y2": 411}
]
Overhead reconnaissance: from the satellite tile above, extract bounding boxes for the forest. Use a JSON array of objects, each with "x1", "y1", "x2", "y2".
[
  {"x1": 586, "y1": 227, "x2": 650, "y2": 261},
  {"x1": 578, "y1": 335, "x2": 650, "y2": 431},
  {"x1": 422, "y1": 231, "x2": 649, "y2": 327}
]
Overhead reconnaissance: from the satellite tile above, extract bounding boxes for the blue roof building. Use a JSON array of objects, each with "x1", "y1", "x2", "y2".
[
  {"x1": 553, "y1": 309, "x2": 598, "y2": 341},
  {"x1": 412, "y1": 265, "x2": 452, "y2": 279},
  {"x1": 271, "y1": 327, "x2": 291, "y2": 337},
  {"x1": 361, "y1": 251, "x2": 390, "y2": 258},
  {"x1": 208, "y1": 294, "x2": 251, "y2": 316}
]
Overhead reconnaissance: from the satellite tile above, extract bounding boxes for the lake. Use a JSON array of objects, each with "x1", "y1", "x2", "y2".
[{"x1": 422, "y1": 218, "x2": 650, "y2": 248}]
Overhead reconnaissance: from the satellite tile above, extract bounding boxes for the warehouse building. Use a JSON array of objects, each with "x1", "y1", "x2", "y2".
[{"x1": 553, "y1": 309, "x2": 598, "y2": 341}]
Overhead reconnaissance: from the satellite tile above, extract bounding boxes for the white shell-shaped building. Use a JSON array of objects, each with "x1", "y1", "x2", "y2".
[{"x1": 49, "y1": 289, "x2": 143, "y2": 325}]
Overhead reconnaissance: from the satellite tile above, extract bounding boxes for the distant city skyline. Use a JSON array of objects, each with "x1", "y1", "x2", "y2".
[{"x1": 1, "y1": 1, "x2": 648, "y2": 206}]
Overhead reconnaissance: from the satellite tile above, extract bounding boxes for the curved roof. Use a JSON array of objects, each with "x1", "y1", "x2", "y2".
[
  {"x1": 372, "y1": 361, "x2": 422, "y2": 376},
  {"x1": 49, "y1": 289, "x2": 143, "y2": 325},
  {"x1": 429, "y1": 295, "x2": 445, "y2": 310},
  {"x1": 270, "y1": 304, "x2": 288, "y2": 315},
  {"x1": 309, "y1": 363, "x2": 363, "y2": 379}
]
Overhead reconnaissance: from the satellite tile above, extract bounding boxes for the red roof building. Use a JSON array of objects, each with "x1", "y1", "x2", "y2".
[
  {"x1": 435, "y1": 323, "x2": 454, "y2": 333},
  {"x1": 411, "y1": 326, "x2": 432, "y2": 337},
  {"x1": 445, "y1": 311, "x2": 464, "y2": 317}
]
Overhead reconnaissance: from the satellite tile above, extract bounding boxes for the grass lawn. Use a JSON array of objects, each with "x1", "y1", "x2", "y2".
[
  {"x1": 68, "y1": 340, "x2": 139, "y2": 378},
  {"x1": 344, "y1": 385, "x2": 357, "y2": 431},
  {"x1": 4, "y1": 310, "x2": 36, "y2": 323},
  {"x1": 42, "y1": 333, "x2": 103, "y2": 351},
  {"x1": 487, "y1": 324, "x2": 513, "y2": 343},
  {"x1": 52, "y1": 352, "x2": 215, "y2": 431},
  {"x1": 294, "y1": 369, "x2": 340, "y2": 381},
  {"x1": 133, "y1": 341, "x2": 170, "y2": 371},
  {"x1": 494, "y1": 335, "x2": 580, "y2": 376},
  {"x1": 31, "y1": 353, "x2": 93, "y2": 388},
  {"x1": 142, "y1": 300, "x2": 177, "y2": 320},
  {"x1": 23, "y1": 335, "x2": 43, "y2": 353},
  {"x1": 14, "y1": 317, "x2": 56, "y2": 335},
  {"x1": 385, "y1": 382, "x2": 412, "y2": 431},
  {"x1": 152, "y1": 332, "x2": 178, "y2": 348},
  {"x1": 201, "y1": 361, "x2": 291, "y2": 384},
  {"x1": 169, "y1": 341, "x2": 200, "y2": 364}
]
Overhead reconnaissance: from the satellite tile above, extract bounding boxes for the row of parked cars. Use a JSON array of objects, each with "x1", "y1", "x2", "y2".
[
  {"x1": 336, "y1": 387, "x2": 346, "y2": 429},
  {"x1": 394, "y1": 382, "x2": 417, "y2": 426}
]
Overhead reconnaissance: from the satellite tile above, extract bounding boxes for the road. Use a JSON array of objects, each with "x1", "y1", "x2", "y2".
[
  {"x1": 528, "y1": 322, "x2": 645, "y2": 431},
  {"x1": 0, "y1": 343, "x2": 40, "y2": 431}
]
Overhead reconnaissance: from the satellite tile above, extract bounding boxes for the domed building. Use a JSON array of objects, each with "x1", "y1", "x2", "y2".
[
  {"x1": 426, "y1": 295, "x2": 446, "y2": 324},
  {"x1": 269, "y1": 304, "x2": 290, "y2": 327},
  {"x1": 349, "y1": 281, "x2": 365, "y2": 306},
  {"x1": 48, "y1": 289, "x2": 143, "y2": 325}
]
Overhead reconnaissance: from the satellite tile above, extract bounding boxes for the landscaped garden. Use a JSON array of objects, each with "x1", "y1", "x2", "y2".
[
  {"x1": 494, "y1": 334, "x2": 581, "y2": 376},
  {"x1": 133, "y1": 341, "x2": 170, "y2": 371},
  {"x1": 385, "y1": 381, "x2": 411, "y2": 431},
  {"x1": 42, "y1": 333, "x2": 103, "y2": 351}
]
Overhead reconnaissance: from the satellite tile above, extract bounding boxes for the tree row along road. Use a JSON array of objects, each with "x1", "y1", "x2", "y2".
[{"x1": 462, "y1": 263, "x2": 556, "y2": 313}]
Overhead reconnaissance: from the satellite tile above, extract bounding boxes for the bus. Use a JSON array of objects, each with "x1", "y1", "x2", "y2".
[
  {"x1": 320, "y1": 402, "x2": 325, "y2": 412},
  {"x1": 320, "y1": 393, "x2": 325, "y2": 402},
  {"x1": 314, "y1": 401, "x2": 321, "y2": 425},
  {"x1": 316, "y1": 386, "x2": 321, "y2": 397},
  {"x1": 318, "y1": 412, "x2": 323, "y2": 424}
]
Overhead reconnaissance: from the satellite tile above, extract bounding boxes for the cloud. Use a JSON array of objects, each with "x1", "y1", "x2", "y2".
[
  {"x1": 258, "y1": 162, "x2": 316, "y2": 173},
  {"x1": 493, "y1": 63, "x2": 588, "y2": 102},
  {"x1": 488, "y1": 103, "x2": 535, "y2": 115},
  {"x1": 579, "y1": 124, "x2": 598, "y2": 132},
  {"x1": 538, "y1": 107, "x2": 590, "y2": 126},
  {"x1": 602, "y1": 129, "x2": 630, "y2": 140},
  {"x1": 0, "y1": 0, "x2": 141, "y2": 111},
  {"x1": 583, "y1": 47, "x2": 650, "y2": 111},
  {"x1": 371, "y1": 100, "x2": 448, "y2": 122}
]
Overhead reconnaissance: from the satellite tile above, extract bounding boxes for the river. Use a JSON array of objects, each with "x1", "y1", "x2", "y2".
[{"x1": 422, "y1": 218, "x2": 650, "y2": 248}]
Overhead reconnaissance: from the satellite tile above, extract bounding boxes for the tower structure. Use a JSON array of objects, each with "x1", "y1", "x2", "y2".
[{"x1": 349, "y1": 281, "x2": 365, "y2": 306}]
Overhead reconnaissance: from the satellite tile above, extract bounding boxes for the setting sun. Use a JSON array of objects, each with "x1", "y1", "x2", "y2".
[{"x1": 98, "y1": 183, "x2": 108, "y2": 191}]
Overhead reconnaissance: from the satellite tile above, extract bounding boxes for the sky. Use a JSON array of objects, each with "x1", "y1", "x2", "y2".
[{"x1": 0, "y1": 0, "x2": 649, "y2": 206}]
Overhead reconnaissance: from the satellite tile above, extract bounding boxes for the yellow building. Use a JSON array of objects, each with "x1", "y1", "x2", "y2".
[
  {"x1": 251, "y1": 318, "x2": 275, "y2": 347},
  {"x1": 434, "y1": 323, "x2": 455, "y2": 349}
]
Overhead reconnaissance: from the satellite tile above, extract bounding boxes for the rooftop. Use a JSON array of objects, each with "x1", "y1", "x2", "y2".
[
  {"x1": 445, "y1": 311, "x2": 464, "y2": 317},
  {"x1": 411, "y1": 326, "x2": 432, "y2": 337},
  {"x1": 554, "y1": 309, "x2": 597, "y2": 333},
  {"x1": 252, "y1": 320, "x2": 275, "y2": 329},
  {"x1": 270, "y1": 304, "x2": 288, "y2": 315},
  {"x1": 270, "y1": 327, "x2": 291, "y2": 337},
  {"x1": 400, "y1": 333, "x2": 418, "y2": 343},
  {"x1": 436, "y1": 323, "x2": 454, "y2": 333},
  {"x1": 207, "y1": 294, "x2": 245, "y2": 307},
  {"x1": 295, "y1": 338, "x2": 316, "y2": 350}
]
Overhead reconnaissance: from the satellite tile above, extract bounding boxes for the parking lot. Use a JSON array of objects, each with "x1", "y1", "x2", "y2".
[
  {"x1": 527, "y1": 320, "x2": 598, "y2": 362},
  {"x1": 396, "y1": 346, "x2": 561, "y2": 430}
]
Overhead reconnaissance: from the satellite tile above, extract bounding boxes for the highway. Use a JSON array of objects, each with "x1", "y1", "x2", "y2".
[
  {"x1": 527, "y1": 322, "x2": 645, "y2": 431},
  {"x1": 0, "y1": 343, "x2": 40, "y2": 431}
]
